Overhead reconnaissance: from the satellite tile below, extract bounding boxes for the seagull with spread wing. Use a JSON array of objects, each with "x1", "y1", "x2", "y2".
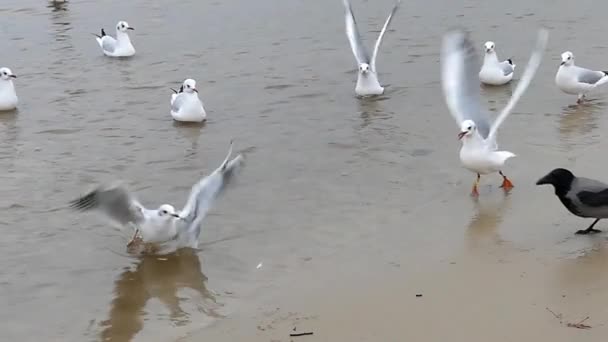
[
  {"x1": 441, "y1": 29, "x2": 548, "y2": 196},
  {"x1": 342, "y1": 0, "x2": 400, "y2": 96},
  {"x1": 70, "y1": 142, "x2": 244, "y2": 254}
]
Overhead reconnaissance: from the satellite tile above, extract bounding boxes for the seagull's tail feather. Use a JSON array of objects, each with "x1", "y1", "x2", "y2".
[
  {"x1": 493, "y1": 151, "x2": 516, "y2": 165},
  {"x1": 595, "y1": 73, "x2": 608, "y2": 87}
]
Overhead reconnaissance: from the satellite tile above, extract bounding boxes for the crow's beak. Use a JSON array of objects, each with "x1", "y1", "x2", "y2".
[
  {"x1": 9, "y1": 74, "x2": 16, "y2": 78},
  {"x1": 127, "y1": 27, "x2": 135, "y2": 30},
  {"x1": 560, "y1": 61, "x2": 565, "y2": 66},
  {"x1": 536, "y1": 175, "x2": 551, "y2": 185},
  {"x1": 458, "y1": 131, "x2": 466, "y2": 140}
]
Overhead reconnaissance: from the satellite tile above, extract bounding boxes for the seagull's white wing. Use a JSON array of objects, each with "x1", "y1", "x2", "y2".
[
  {"x1": 487, "y1": 29, "x2": 548, "y2": 143},
  {"x1": 441, "y1": 31, "x2": 491, "y2": 138},
  {"x1": 342, "y1": 0, "x2": 370, "y2": 65},
  {"x1": 370, "y1": 0, "x2": 400, "y2": 73},
  {"x1": 100, "y1": 36, "x2": 116, "y2": 53},
  {"x1": 70, "y1": 183, "x2": 145, "y2": 227},
  {"x1": 179, "y1": 141, "x2": 245, "y2": 240},
  {"x1": 171, "y1": 93, "x2": 187, "y2": 113}
]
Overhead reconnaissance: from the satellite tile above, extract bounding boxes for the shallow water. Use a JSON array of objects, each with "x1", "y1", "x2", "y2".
[{"x1": 3, "y1": 0, "x2": 608, "y2": 341}]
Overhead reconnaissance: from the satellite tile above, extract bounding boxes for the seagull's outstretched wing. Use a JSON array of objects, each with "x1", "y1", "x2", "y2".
[
  {"x1": 441, "y1": 30, "x2": 490, "y2": 138},
  {"x1": 370, "y1": 0, "x2": 400, "y2": 73},
  {"x1": 487, "y1": 29, "x2": 548, "y2": 143},
  {"x1": 179, "y1": 141, "x2": 245, "y2": 238},
  {"x1": 342, "y1": 0, "x2": 370, "y2": 65},
  {"x1": 70, "y1": 183, "x2": 145, "y2": 227}
]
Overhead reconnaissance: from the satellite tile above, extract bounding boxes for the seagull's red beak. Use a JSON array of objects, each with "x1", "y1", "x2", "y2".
[{"x1": 458, "y1": 131, "x2": 466, "y2": 140}]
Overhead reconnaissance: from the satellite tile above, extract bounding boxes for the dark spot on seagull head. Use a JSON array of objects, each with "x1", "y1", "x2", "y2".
[
  {"x1": 158, "y1": 204, "x2": 179, "y2": 218},
  {"x1": 183, "y1": 79, "x2": 198, "y2": 93},
  {"x1": 484, "y1": 41, "x2": 495, "y2": 53},
  {"x1": 358, "y1": 63, "x2": 370, "y2": 74},
  {"x1": 117, "y1": 21, "x2": 133, "y2": 32},
  {"x1": 560, "y1": 51, "x2": 574, "y2": 66},
  {"x1": 0, "y1": 67, "x2": 16, "y2": 80},
  {"x1": 536, "y1": 168, "x2": 575, "y2": 194},
  {"x1": 458, "y1": 119, "x2": 476, "y2": 140}
]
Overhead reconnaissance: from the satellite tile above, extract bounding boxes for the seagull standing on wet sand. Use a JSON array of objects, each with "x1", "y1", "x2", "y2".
[
  {"x1": 0, "y1": 67, "x2": 18, "y2": 111},
  {"x1": 342, "y1": 0, "x2": 400, "y2": 96},
  {"x1": 170, "y1": 79, "x2": 206, "y2": 123},
  {"x1": 479, "y1": 41, "x2": 515, "y2": 85},
  {"x1": 537, "y1": 168, "x2": 608, "y2": 235},
  {"x1": 94, "y1": 21, "x2": 135, "y2": 57},
  {"x1": 555, "y1": 51, "x2": 608, "y2": 103},
  {"x1": 70, "y1": 142, "x2": 244, "y2": 254},
  {"x1": 441, "y1": 29, "x2": 548, "y2": 196}
]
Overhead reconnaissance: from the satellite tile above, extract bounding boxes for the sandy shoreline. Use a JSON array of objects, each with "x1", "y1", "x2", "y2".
[{"x1": 182, "y1": 233, "x2": 608, "y2": 342}]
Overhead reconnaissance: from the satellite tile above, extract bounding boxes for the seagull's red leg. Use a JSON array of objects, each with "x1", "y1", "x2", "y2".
[
  {"x1": 499, "y1": 171, "x2": 514, "y2": 191},
  {"x1": 471, "y1": 173, "x2": 480, "y2": 197}
]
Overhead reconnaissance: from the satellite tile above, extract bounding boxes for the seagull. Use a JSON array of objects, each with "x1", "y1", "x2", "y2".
[
  {"x1": 170, "y1": 79, "x2": 206, "y2": 123},
  {"x1": 0, "y1": 67, "x2": 18, "y2": 111},
  {"x1": 555, "y1": 51, "x2": 608, "y2": 103},
  {"x1": 70, "y1": 141, "x2": 244, "y2": 254},
  {"x1": 342, "y1": 0, "x2": 400, "y2": 96},
  {"x1": 441, "y1": 29, "x2": 548, "y2": 196},
  {"x1": 94, "y1": 21, "x2": 135, "y2": 57},
  {"x1": 479, "y1": 41, "x2": 515, "y2": 85},
  {"x1": 537, "y1": 168, "x2": 608, "y2": 235}
]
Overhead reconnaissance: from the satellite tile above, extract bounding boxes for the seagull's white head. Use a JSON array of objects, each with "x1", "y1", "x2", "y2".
[
  {"x1": 182, "y1": 79, "x2": 198, "y2": 93},
  {"x1": 560, "y1": 51, "x2": 574, "y2": 66},
  {"x1": 358, "y1": 63, "x2": 370, "y2": 74},
  {"x1": 116, "y1": 21, "x2": 134, "y2": 33},
  {"x1": 458, "y1": 120, "x2": 476, "y2": 140},
  {"x1": 484, "y1": 41, "x2": 495, "y2": 54},
  {"x1": 157, "y1": 204, "x2": 179, "y2": 219},
  {"x1": 0, "y1": 67, "x2": 17, "y2": 81}
]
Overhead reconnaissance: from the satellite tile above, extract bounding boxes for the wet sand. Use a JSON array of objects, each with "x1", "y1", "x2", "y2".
[{"x1": 3, "y1": 0, "x2": 608, "y2": 341}]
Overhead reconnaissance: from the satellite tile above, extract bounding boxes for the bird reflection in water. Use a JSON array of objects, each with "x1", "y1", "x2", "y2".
[
  {"x1": 466, "y1": 194, "x2": 511, "y2": 249},
  {"x1": 100, "y1": 249, "x2": 219, "y2": 342},
  {"x1": 558, "y1": 100, "x2": 604, "y2": 140}
]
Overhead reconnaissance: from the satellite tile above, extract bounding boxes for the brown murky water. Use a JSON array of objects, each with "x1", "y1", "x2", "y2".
[{"x1": 3, "y1": 0, "x2": 608, "y2": 341}]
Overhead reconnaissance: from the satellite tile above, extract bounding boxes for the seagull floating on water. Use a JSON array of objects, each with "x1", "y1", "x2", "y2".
[
  {"x1": 342, "y1": 0, "x2": 400, "y2": 96},
  {"x1": 479, "y1": 41, "x2": 515, "y2": 85},
  {"x1": 170, "y1": 79, "x2": 206, "y2": 123},
  {"x1": 0, "y1": 67, "x2": 18, "y2": 111},
  {"x1": 537, "y1": 168, "x2": 608, "y2": 235},
  {"x1": 94, "y1": 21, "x2": 135, "y2": 57},
  {"x1": 70, "y1": 141, "x2": 244, "y2": 254},
  {"x1": 441, "y1": 29, "x2": 548, "y2": 196},
  {"x1": 555, "y1": 51, "x2": 608, "y2": 103}
]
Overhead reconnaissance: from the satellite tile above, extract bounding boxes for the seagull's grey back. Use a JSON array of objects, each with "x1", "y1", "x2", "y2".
[{"x1": 574, "y1": 66, "x2": 605, "y2": 85}]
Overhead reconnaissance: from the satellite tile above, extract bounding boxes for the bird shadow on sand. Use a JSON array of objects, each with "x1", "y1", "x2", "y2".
[{"x1": 98, "y1": 249, "x2": 220, "y2": 342}]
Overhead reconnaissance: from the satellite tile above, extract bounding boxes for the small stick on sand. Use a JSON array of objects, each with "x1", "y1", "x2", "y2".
[{"x1": 546, "y1": 307, "x2": 592, "y2": 329}]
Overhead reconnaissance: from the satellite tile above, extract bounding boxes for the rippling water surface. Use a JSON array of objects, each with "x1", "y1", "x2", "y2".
[{"x1": 3, "y1": 0, "x2": 608, "y2": 341}]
